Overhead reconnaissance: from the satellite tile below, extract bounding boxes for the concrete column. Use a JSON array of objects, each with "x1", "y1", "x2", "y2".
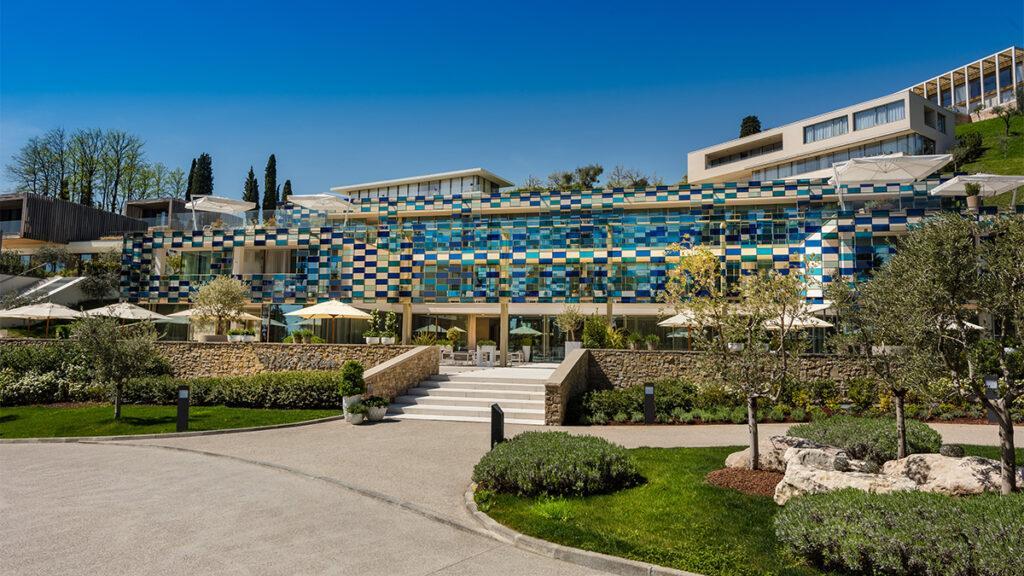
[
  {"x1": 499, "y1": 302, "x2": 509, "y2": 367},
  {"x1": 467, "y1": 314, "x2": 478, "y2": 347},
  {"x1": 995, "y1": 53, "x2": 1002, "y2": 102},
  {"x1": 542, "y1": 315, "x2": 550, "y2": 357},
  {"x1": 401, "y1": 302, "x2": 412, "y2": 344}
]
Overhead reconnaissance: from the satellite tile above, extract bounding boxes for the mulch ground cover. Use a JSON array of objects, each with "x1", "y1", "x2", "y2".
[{"x1": 705, "y1": 467, "x2": 783, "y2": 497}]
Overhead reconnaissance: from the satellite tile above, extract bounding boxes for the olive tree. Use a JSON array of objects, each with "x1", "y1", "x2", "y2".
[
  {"x1": 191, "y1": 276, "x2": 250, "y2": 335},
  {"x1": 72, "y1": 316, "x2": 158, "y2": 419},
  {"x1": 662, "y1": 246, "x2": 811, "y2": 469},
  {"x1": 876, "y1": 212, "x2": 1023, "y2": 494}
]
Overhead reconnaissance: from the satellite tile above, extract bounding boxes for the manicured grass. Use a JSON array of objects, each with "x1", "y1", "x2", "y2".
[
  {"x1": 956, "y1": 115, "x2": 1024, "y2": 208},
  {"x1": 961, "y1": 443, "x2": 1024, "y2": 461},
  {"x1": 478, "y1": 444, "x2": 1024, "y2": 576},
  {"x1": 0, "y1": 404, "x2": 341, "y2": 438}
]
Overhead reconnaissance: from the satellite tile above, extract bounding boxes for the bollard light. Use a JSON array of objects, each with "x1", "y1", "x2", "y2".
[
  {"x1": 177, "y1": 385, "x2": 190, "y2": 432},
  {"x1": 491, "y1": 404, "x2": 505, "y2": 449},
  {"x1": 984, "y1": 375, "x2": 999, "y2": 424},
  {"x1": 644, "y1": 385, "x2": 655, "y2": 424}
]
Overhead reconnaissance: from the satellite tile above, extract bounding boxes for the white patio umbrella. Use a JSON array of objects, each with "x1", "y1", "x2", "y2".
[
  {"x1": 658, "y1": 311, "x2": 699, "y2": 328},
  {"x1": 764, "y1": 315, "x2": 834, "y2": 331},
  {"x1": 285, "y1": 300, "x2": 372, "y2": 342},
  {"x1": 168, "y1": 308, "x2": 262, "y2": 322},
  {"x1": 829, "y1": 154, "x2": 952, "y2": 209},
  {"x1": 928, "y1": 173, "x2": 1024, "y2": 208},
  {"x1": 183, "y1": 195, "x2": 257, "y2": 229},
  {"x1": 87, "y1": 302, "x2": 168, "y2": 321},
  {"x1": 287, "y1": 194, "x2": 356, "y2": 225},
  {"x1": 0, "y1": 302, "x2": 83, "y2": 337},
  {"x1": 416, "y1": 323, "x2": 465, "y2": 333}
]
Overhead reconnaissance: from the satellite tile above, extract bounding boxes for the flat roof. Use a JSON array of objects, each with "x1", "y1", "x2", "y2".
[{"x1": 330, "y1": 168, "x2": 514, "y2": 193}]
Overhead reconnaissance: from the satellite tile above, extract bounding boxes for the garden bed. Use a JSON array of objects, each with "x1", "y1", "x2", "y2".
[{"x1": 705, "y1": 468, "x2": 783, "y2": 497}]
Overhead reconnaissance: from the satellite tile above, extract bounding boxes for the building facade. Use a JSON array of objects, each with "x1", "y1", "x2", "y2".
[
  {"x1": 119, "y1": 168, "x2": 1005, "y2": 355},
  {"x1": 909, "y1": 46, "x2": 1022, "y2": 115},
  {"x1": 687, "y1": 91, "x2": 955, "y2": 184}
]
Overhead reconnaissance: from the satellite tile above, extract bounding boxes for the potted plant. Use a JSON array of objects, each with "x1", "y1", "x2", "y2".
[
  {"x1": 364, "y1": 395, "x2": 389, "y2": 421},
  {"x1": 346, "y1": 402, "x2": 368, "y2": 425},
  {"x1": 627, "y1": 332, "x2": 643, "y2": 350},
  {"x1": 365, "y1": 309, "x2": 382, "y2": 344},
  {"x1": 242, "y1": 328, "x2": 257, "y2": 342},
  {"x1": 227, "y1": 328, "x2": 245, "y2": 343},
  {"x1": 363, "y1": 329, "x2": 380, "y2": 345},
  {"x1": 477, "y1": 339, "x2": 497, "y2": 366},
  {"x1": 644, "y1": 333, "x2": 660, "y2": 351},
  {"x1": 520, "y1": 335, "x2": 533, "y2": 362},
  {"x1": 555, "y1": 305, "x2": 584, "y2": 354},
  {"x1": 339, "y1": 360, "x2": 366, "y2": 414},
  {"x1": 380, "y1": 312, "x2": 398, "y2": 345},
  {"x1": 446, "y1": 326, "x2": 463, "y2": 350}
]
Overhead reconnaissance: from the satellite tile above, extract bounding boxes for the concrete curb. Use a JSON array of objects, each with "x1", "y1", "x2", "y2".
[
  {"x1": 0, "y1": 414, "x2": 347, "y2": 444},
  {"x1": 463, "y1": 484, "x2": 703, "y2": 576}
]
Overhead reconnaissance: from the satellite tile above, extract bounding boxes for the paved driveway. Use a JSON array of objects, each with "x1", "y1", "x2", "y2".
[{"x1": 0, "y1": 419, "x2": 1011, "y2": 575}]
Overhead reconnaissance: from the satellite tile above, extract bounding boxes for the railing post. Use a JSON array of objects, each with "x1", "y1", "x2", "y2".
[{"x1": 491, "y1": 403, "x2": 504, "y2": 449}]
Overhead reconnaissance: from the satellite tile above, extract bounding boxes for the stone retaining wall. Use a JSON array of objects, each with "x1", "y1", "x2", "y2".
[
  {"x1": 587, "y1": 349, "x2": 869, "y2": 390},
  {"x1": 364, "y1": 346, "x2": 439, "y2": 401},
  {"x1": 544, "y1": 349, "x2": 589, "y2": 425},
  {"x1": 0, "y1": 339, "x2": 414, "y2": 378}
]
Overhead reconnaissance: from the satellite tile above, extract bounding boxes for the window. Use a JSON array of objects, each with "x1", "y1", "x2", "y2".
[
  {"x1": 853, "y1": 100, "x2": 905, "y2": 130},
  {"x1": 706, "y1": 140, "x2": 783, "y2": 168},
  {"x1": 937, "y1": 113, "x2": 947, "y2": 134},
  {"x1": 803, "y1": 116, "x2": 848, "y2": 143},
  {"x1": 923, "y1": 108, "x2": 936, "y2": 129}
]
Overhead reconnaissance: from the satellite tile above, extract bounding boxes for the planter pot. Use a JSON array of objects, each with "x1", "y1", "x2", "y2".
[
  {"x1": 381, "y1": 337, "x2": 396, "y2": 345},
  {"x1": 646, "y1": 342, "x2": 656, "y2": 351},
  {"x1": 241, "y1": 335, "x2": 256, "y2": 342},
  {"x1": 564, "y1": 341, "x2": 583, "y2": 354},
  {"x1": 227, "y1": 335, "x2": 242, "y2": 343},
  {"x1": 342, "y1": 395, "x2": 362, "y2": 412},
  {"x1": 365, "y1": 337, "x2": 380, "y2": 344},
  {"x1": 966, "y1": 195, "x2": 980, "y2": 211},
  {"x1": 727, "y1": 342, "x2": 745, "y2": 352},
  {"x1": 348, "y1": 413, "x2": 366, "y2": 425},
  {"x1": 367, "y1": 406, "x2": 387, "y2": 421},
  {"x1": 521, "y1": 345, "x2": 531, "y2": 362}
]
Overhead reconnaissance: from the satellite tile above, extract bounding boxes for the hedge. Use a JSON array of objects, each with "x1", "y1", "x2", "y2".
[
  {"x1": 472, "y1": 431, "x2": 642, "y2": 497},
  {"x1": 122, "y1": 371, "x2": 343, "y2": 409},
  {"x1": 775, "y1": 489, "x2": 1024, "y2": 576},
  {"x1": 788, "y1": 415, "x2": 942, "y2": 465}
]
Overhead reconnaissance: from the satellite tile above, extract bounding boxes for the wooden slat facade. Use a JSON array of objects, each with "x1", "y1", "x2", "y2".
[{"x1": 5, "y1": 194, "x2": 148, "y2": 244}]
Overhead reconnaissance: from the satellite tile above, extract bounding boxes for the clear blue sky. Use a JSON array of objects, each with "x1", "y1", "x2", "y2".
[{"x1": 2, "y1": 0, "x2": 1021, "y2": 197}]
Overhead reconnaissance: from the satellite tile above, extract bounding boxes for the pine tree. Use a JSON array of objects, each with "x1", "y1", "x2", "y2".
[
  {"x1": 58, "y1": 178, "x2": 70, "y2": 201},
  {"x1": 281, "y1": 179, "x2": 292, "y2": 204},
  {"x1": 185, "y1": 158, "x2": 197, "y2": 201},
  {"x1": 740, "y1": 115, "x2": 762, "y2": 137},
  {"x1": 191, "y1": 153, "x2": 214, "y2": 197},
  {"x1": 262, "y1": 154, "x2": 278, "y2": 212},
  {"x1": 242, "y1": 167, "x2": 260, "y2": 205}
]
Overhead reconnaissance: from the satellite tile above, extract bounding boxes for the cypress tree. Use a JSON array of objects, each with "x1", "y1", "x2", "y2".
[
  {"x1": 191, "y1": 153, "x2": 214, "y2": 197},
  {"x1": 242, "y1": 167, "x2": 260, "y2": 205},
  {"x1": 262, "y1": 154, "x2": 278, "y2": 212},
  {"x1": 281, "y1": 179, "x2": 292, "y2": 204},
  {"x1": 185, "y1": 158, "x2": 197, "y2": 201},
  {"x1": 739, "y1": 115, "x2": 762, "y2": 137}
]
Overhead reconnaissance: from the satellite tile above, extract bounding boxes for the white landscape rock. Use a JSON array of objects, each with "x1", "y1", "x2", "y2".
[
  {"x1": 724, "y1": 436, "x2": 840, "y2": 473},
  {"x1": 773, "y1": 448, "x2": 918, "y2": 505},
  {"x1": 882, "y1": 454, "x2": 1024, "y2": 496}
]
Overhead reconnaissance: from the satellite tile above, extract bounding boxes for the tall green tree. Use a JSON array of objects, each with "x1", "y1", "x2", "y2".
[
  {"x1": 185, "y1": 158, "x2": 196, "y2": 201},
  {"x1": 281, "y1": 179, "x2": 292, "y2": 204},
  {"x1": 740, "y1": 115, "x2": 762, "y2": 137},
  {"x1": 242, "y1": 166, "x2": 260, "y2": 205},
  {"x1": 190, "y1": 153, "x2": 214, "y2": 197},
  {"x1": 262, "y1": 154, "x2": 278, "y2": 212},
  {"x1": 58, "y1": 178, "x2": 70, "y2": 201}
]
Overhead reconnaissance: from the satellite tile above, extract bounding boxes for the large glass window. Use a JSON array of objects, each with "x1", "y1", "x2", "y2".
[
  {"x1": 752, "y1": 134, "x2": 935, "y2": 180},
  {"x1": 803, "y1": 116, "x2": 848, "y2": 143},
  {"x1": 853, "y1": 100, "x2": 905, "y2": 130}
]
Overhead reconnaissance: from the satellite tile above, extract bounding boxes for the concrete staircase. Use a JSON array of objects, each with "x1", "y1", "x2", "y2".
[{"x1": 388, "y1": 365, "x2": 555, "y2": 425}]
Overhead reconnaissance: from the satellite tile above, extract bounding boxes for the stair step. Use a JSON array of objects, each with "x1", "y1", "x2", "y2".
[
  {"x1": 429, "y1": 374, "x2": 550, "y2": 385},
  {"x1": 419, "y1": 380, "x2": 546, "y2": 392},
  {"x1": 389, "y1": 413, "x2": 545, "y2": 425},
  {"x1": 388, "y1": 403, "x2": 544, "y2": 416},
  {"x1": 405, "y1": 387, "x2": 546, "y2": 400},
  {"x1": 394, "y1": 395, "x2": 542, "y2": 408}
]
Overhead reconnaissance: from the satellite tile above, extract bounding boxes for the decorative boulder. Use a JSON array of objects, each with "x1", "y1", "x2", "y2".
[
  {"x1": 724, "y1": 436, "x2": 840, "y2": 473},
  {"x1": 882, "y1": 454, "x2": 1024, "y2": 496},
  {"x1": 774, "y1": 448, "x2": 918, "y2": 505}
]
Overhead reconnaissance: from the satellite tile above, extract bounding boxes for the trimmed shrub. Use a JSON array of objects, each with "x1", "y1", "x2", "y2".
[
  {"x1": 581, "y1": 379, "x2": 697, "y2": 423},
  {"x1": 472, "y1": 431, "x2": 642, "y2": 497},
  {"x1": 776, "y1": 489, "x2": 1024, "y2": 576},
  {"x1": 789, "y1": 415, "x2": 941, "y2": 465},
  {"x1": 121, "y1": 370, "x2": 344, "y2": 409}
]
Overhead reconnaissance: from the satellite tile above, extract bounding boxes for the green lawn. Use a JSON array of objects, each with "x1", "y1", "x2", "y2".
[
  {"x1": 479, "y1": 444, "x2": 1024, "y2": 576},
  {"x1": 956, "y1": 115, "x2": 1024, "y2": 208},
  {"x1": 0, "y1": 404, "x2": 341, "y2": 438}
]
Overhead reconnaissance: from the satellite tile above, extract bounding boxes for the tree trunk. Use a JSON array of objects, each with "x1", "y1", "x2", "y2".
[
  {"x1": 994, "y1": 399, "x2": 1017, "y2": 495},
  {"x1": 748, "y1": 395, "x2": 759, "y2": 471},
  {"x1": 894, "y1": 390, "x2": 908, "y2": 459},
  {"x1": 113, "y1": 382, "x2": 123, "y2": 420}
]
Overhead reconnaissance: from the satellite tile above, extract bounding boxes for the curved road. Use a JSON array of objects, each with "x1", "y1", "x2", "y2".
[{"x1": 1, "y1": 419, "x2": 1010, "y2": 575}]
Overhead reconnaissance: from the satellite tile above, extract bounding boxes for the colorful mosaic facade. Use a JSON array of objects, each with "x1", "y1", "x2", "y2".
[{"x1": 121, "y1": 177, "x2": 1004, "y2": 307}]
